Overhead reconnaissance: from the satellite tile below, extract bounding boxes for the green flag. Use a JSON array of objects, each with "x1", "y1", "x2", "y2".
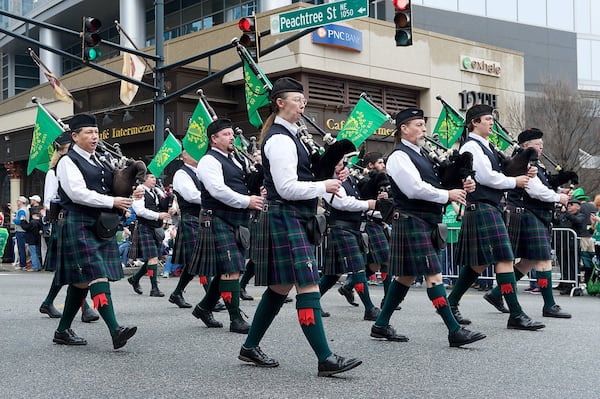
[
  {"x1": 148, "y1": 132, "x2": 182, "y2": 177},
  {"x1": 490, "y1": 121, "x2": 512, "y2": 151},
  {"x1": 243, "y1": 59, "x2": 272, "y2": 128},
  {"x1": 432, "y1": 105, "x2": 464, "y2": 148},
  {"x1": 337, "y1": 97, "x2": 389, "y2": 148},
  {"x1": 28, "y1": 104, "x2": 64, "y2": 175},
  {"x1": 183, "y1": 100, "x2": 213, "y2": 161}
]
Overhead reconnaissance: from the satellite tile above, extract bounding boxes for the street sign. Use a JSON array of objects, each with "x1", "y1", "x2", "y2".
[{"x1": 270, "y1": 0, "x2": 369, "y2": 35}]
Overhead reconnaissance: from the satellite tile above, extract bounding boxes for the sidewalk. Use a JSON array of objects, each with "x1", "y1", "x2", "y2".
[{"x1": 0, "y1": 262, "x2": 142, "y2": 276}]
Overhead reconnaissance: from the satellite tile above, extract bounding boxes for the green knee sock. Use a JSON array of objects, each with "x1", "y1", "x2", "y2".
[
  {"x1": 448, "y1": 266, "x2": 481, "y2": 306},
  {"x1": 219, "y1": 279, "x2": 241, "y2": 321},
  {"x1": 173, "y1": 269, "x2": 194, "y2": 296},
  {"x1": 376, "y1": 279, "x2": 410, "y2": 327},
  {"x1": 132, "y1": 263, "x2": 148, "y2": 282},
  {"x1": 43, "y1": 277, "x2": 62, "y2": 305},
  {"x1": 428, "y1": 284, "x2": 460, "y2": 333},
  {"x1": 240, "y1": 260, "x2": 255, "y2": 288},
  {"x1": 353, "y1": 271, "x2": 375, "y2": 310},
  {"x1": 318, "y1": 274, "x2": 339, "y2": 295},
  {"x1": 244, "y1": 288, "x2": 288, "y2": 348},
  {"x1": 490, "y1": 268, "x2": 525, "y2": 299},
  {"x1": 89, "y1": 281, "x2": 119, "y2": 334},
  {"x1": 198, "y1": 275, "x2": 221, "y2": 310},
  {"x1": 381, "y1": 267, "x2": 391, "y2": 297},
  {"x1": 296, "y1": 292, "x2": 332, "y2": 362},
  {"x1": 148, "y1": 264, "x2": 158, "y2": 288},
  {"x1": 57, "y1": 285, "x2": 88, "y2": 332},
  {"x1": 536, "y1": 270, "x2": 556, "y2": 308},
  {"x1": 496, "y1": 272, "x2": 523, "y2": 317}
]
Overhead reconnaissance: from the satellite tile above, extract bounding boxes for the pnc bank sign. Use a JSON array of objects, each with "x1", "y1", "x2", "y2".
[{"x1": 312, "y1": 24, "x2": 363, "y2": 52}]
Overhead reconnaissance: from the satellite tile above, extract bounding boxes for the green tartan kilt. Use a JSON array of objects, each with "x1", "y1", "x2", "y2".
[
  {"x1": 43, "y1": 220, "x2": 61, "y2": 271},
  {"x1": 456, "y1": 203, "x2": 514, "y2": 267},
  {"x1": 55, "y1": 210, "x2": 122, "y2": 286},
  {"x1": 130, "y1": 222, "x2": 162, "y2": 261},
  {"x1": 322, "y1": 226, "x2": 366, "y2": 275},
  {"x1": 389, "y1": 212, "x2": 442, "y2": 277},
  {"x1": 254, "y1": 202, "x2": 319, "y2": 287},
  {"x1": 172, "y1": 212, "x2": 199, "y2": 267},
  {"x1": 365, "y1": 221, "x2": 390, "y2": 266},
  {"x1": 512, "y1": 208, "x2": 552, "y2": 261}
]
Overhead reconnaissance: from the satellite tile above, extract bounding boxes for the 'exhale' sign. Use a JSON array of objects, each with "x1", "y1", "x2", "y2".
[{"x1": 270, "y1": 0, "x2": 369, "y2": 35}]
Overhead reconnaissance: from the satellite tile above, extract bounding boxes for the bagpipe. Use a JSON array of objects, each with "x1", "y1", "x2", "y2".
[
  {"x1": 422, "y1": 137, "x2": 475, "y2": 190},
  {"x1": 32, "y1": 97, "x2": 147, "y2": 198}
]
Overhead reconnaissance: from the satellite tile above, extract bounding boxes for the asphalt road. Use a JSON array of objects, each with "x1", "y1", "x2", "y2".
[{"x1": 1, "y1": 268, "x2": 598, "y2": 399}]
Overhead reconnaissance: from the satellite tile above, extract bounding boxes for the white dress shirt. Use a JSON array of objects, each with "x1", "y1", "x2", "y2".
[
  {"x1": 460, "y1": 133, "x2": 516, "y2": 190},
  {"x1": 43, "y1": 169, "x2": 59, "y2": 210},
  {"x1": 197, "y1": 148, "x2": 250, "y2": 209},
  {"x1": 262, "y1": 116, "x2": 327, "y2": 201},
  {"x1": 172, "y1": 164, "x2": 202, "y2": 205},
  {"x1": 386, "y1": 139, "x2": 449, "y2": 204},
  {"x1": 56, "y1": 145, "x2": 114, "y2": 209},
  {"x1": 132, "y1": 185, "x2": 161, "y2": 221},
  {"x1": 323, "y1": 179, "x2": 370, "y2": 212}
]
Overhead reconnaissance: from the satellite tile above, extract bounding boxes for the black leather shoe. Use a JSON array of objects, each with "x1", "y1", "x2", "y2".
[
  {"x1": 230, "y1": 318, "x2": 250, "y2": 334},
  {"x1": 240, "y1": 288, "x2": 254, "y2": 301},
  {"x1": 363, "y1": 307, "x2": 380, "y2": 321},
  {"x1": 483, "y1": 291, "x2": 509, "y2": 313},
  {"x1": 81, "y1": 307, "x2": 100, "y2": 323},
  {"x1": 53, "y1": 329, "x2": 87, "y2": 345},
  {"x1": 112, "y1": 326, "x2": 137, "y2": 349},
  {"x1": 321, "y1": 309, "x2": 330, "y2": 318},
  {"x1": 370, "y1": 324, "x2": 409, "y2": 342},
  {"x1": 40, "y1": 302, "x2": 62, "y2": 318},
  {"x1": 150, "y1": 288, "x2": 165, "y2": 297},
  {"x1": 169, "y1": 293, "x2": 192, "y2": 308},
  {"x1": 451, "y1": 305, "x2": 471, "y2": 325},
  {"x1": 127, "y1": 277, "x2": 143, "y2": 295},
  {"x1": 543, "y1": 304, "x2": 572, "y2": 319},
  {"x1": 338, "y1": 286, "x2": 359, "y2": 307},
  {"x1": 212, "y1": 301, "x2": 227, "y2": 312},
  {"x1": 192, "y1": 305, "x2": 223, "y2": 328},
  {"x1": 317, "y1": 354, "x2": 362, "y2": 377},
  {"x1": 507, "y1": 313, "x2": 545, "y2": 330},
  {"x1": 239, "y1": 345, "x2": 279, "y2": 367},
  {"x1": 448, "y1": 327, "x2": 486, "y2": 347}
]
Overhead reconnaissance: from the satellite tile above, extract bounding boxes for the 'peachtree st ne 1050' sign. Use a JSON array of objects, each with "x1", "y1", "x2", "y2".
[{"x1": 270, "y1": 0, "x2": 369, "y2": 35}]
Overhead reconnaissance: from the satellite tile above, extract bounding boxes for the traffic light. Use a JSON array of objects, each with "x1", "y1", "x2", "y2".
[
  {"x1": 81, "y1": 16, "x2": 102, "y2": 61},
  {"x1": 238, "y1": 16, "x2": 259, "y2": 62},
  {"x1": 392, "y1": 0, "x2": 412, "y2": 47}
]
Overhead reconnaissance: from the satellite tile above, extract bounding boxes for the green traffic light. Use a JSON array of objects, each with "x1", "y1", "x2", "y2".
[{"x1": 87, "y1": 48, "x2": 101, "y2": 61}]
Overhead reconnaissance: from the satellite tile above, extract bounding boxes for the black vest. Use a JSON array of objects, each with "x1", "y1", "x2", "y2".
[
  {"x1": 325, "y1": 175, "x2": 363, "y2": 223},
  {"x1": 200, "y1": 149, "x2": 249, "y2": 216},
  {"x1": 58, "y1": 149, "x2": 113, "y2": 217},
  {"x1": 137, "y1": 188, "x2": 165, "y2": 228},
  {"x1": 261, "y1": 123, "x2": 317, "y2": 209},
  {"x1": 507, "y1": 161, "x2": 554, "y2": 211},
  {"x1": 389, "y1": 142, "x2": 444, "y2": 215},
  {"x1": 465, "y1": 138, "x2": 504, "y2": 206},
  {"x1": 174, "y1": 165, "x2": 202, "y2": 216}
]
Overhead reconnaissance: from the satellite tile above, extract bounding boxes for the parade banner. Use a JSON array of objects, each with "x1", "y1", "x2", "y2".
[
  {"x1": 182, "y1": 100, "x2": 212, "y2": 161},
  {"x1": 432, "y1": 104, "x2": 464, "y2": 148},
  {"x1": 27, "y1": 104, "x2": 64, "y2": 175},
  {"x1": 337, "y1": 97, "x2": 389, "y2": 147},
  {"x1": 243, "y1": 59, "x2": 272, "y2": 128},
  {"x1": 148, "y1": 132, "x2": 182, "y2": 177}
]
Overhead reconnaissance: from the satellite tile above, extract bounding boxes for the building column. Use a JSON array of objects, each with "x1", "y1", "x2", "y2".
[
  {"x1": 39, "y1": 28, "x2": 62, "y2": 79},
  {"x1": 119, "y1": 0, "x2": 146, "y2": 49},
  {"x1": 260, "y1": 0, "x2": 292, "y2": 13}
]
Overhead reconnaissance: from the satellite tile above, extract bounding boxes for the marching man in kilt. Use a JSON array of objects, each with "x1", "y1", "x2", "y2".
[
  {"x1": 238, "y1": 77, "x2": 362, "y2": 377},
  {"x1": 319, "y1": 159, "x2": 381, "y2": 321},
  {"x1": 127, "y1": 173, "x2": 172, "y2": 298},
  {"x1": 482, "y1": 128, "x2": 571, "y2": 318},
  {"x1": 191, "y1": 118, "x2": 264, "y2": 334},
  {"x1": 447, "y1": 104, "x2": 545, "y2": 330},
  {"x1": 369, "y1": 108, "x2": 486, "y2": 347},
  {"x1": 39, "y1": 132, "x2": 99, "y2": 323},
  {"x1": 52, "y1": 113, "x2": 137, "y2": 349},
  {"x1": 166, "y1": 150, "x2": 203, "y2": 309}
]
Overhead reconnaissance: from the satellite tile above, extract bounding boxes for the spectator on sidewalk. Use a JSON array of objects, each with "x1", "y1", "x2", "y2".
[
  {"x1": 21, "y1": 207, "x2": 44, "y2": 272},
  {"x1": 12, "y1": 196, "x2": 29, "y2": 270}
]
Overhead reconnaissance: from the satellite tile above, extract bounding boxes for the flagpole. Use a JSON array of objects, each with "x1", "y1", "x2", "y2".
[
  {"x1": 114, "y1": 20, "x2": 154, "y2": 72},
  {"x1": 435, "y1": 95, "x2": 465, "y2": 119},
  {"x1": 31, "y1": 97, "x2": 68, "y2": 132}
]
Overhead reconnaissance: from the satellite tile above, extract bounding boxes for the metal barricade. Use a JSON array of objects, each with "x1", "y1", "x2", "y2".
[{"x1": 441, "y1": 226, "x2": 582, "y2": 295}]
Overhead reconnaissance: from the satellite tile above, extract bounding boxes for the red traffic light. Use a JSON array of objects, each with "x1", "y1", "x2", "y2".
[
  {"x1": 392, "y1": 0, "x2": 410, "y2": 10},
  {"x1": 238, "y1": 17, "x2": 255, "y2": 32},
  {"x1": 84, "y1": 17, "x2": 101, "y2": 33}
]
